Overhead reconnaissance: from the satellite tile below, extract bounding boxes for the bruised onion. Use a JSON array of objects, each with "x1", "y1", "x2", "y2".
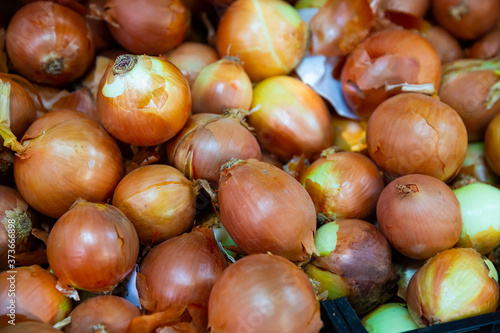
[
  {"x1": 0, "y1": 265, "x2": 72, "y2": 325},
  {"x1": 216, "y1": 0, "x2": 309, "y2": 81},
  {"x1": 97, "y1": 54, "x2": 191, "y2": 146},
  {"x1": 424, "y1": 26, "x2": 464, "y2": 64},
  {"x1": 47, "y1": 199, "x2": 139, "y2": 293},
  {"x1": 377, "y1": 174, "x2": 462, "y2": 259},
  {"x1": 366, "y1": 93, "x2": 467, "y2": 182},
  {"x1": 407, "y1": 248, "x2": 499, "y2": 326},
  {"x1": 208, "y1": 253, "x2": 323, "y2": 333},
  {"x1": 217, "y1": 159, "x2": 316, "y2": 262},
  {"x1": 6, "y1": 1, "x2": 95, "y2": 86},
  {"x1": 485, "y1": 111, "x2": 500, "y2": 176},
  {"x1": 468, "y1": 29, "x2": 500, "y2": 59},
  {"x1": 113, "y1": 165, "x2": 200, "y2": 244}
]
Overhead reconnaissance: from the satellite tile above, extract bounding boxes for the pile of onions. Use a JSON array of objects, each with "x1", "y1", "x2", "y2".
[
  {"x1": 439, "y1": 58, "x2": 500, "y2": 142},
  {"x1": 216, "y1": 0, "x2": 308, "y2": 81},
  {"x1": 103, "y1": 0, "x2": 190, "y2": 54},
  {"x1": 300, "y1": 149, "x2": 384, "y2": 221},
  {"x1": 304, "y1": 219, "x2": 398, "y2": 315},
  {"x1": 468, "y1": 29, "x2": 500, "y2": 59},
  {"x1": 166, "y1": 111, "x2": 261, "y2": 183},
  {"x1": 5, "y1": 1, "x2": 94, "y2": 86},
  {"x1": 192, "y1": 57, "x2": 252, "y2": 114},
  {"x1": 2, "y1": 322, "x2": 60, "y2": 333},
  {"x1": 112, "y1": 164, "x2": 200, "y2": 244},
  {"x1": 361, "y1": 303, "x2": 419, "y2": 332},
  {"x1": 407, "y1": 248, "x2": 499, "y2": 326},
  {"x1": 65, "y1": 295, "x2": 141, "y2": 333},
  {"x1": 47, "y1": 199, "x2": 139, "y2": 293},
  {"x1": 248, "y1": 76, "x2": 333, "y2": 162},
  {"x1": 208, "y1": 253, "x2": 323, "y2": 333},
  {"x1": 0, "y1": 265, "x2": 72, "y2": 325},
  {"x1": 217, "y1": 159, "x2": 316, "y2": 262},
  {"x1": 377, "y1": 174, "x2": 462, "y2": 259},
  {"x1": 340, "y1": 29, "x2": 442, "y2": 119},
  {"x1": 366, "y1": 93, "x2": 468, "y2": 182},
  {"x1": 485, "y1": 112, "x2": 500, "y2": 175},
  {"x1": 96, "y1": 54, "x2": 191, "y2": 146},
  {"x1": 424, "y1": 26, "x2": 463, "y2": 64}
]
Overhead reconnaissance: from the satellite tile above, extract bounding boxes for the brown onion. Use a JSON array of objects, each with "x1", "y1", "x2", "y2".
[
  {"x1": 300, "y1": 149, "x2": 384, "y2": 221},
  {"x1": 0, "y1": 265, "x2": 72, "y2": 325},
  {"x1": 104, "y1": 0, "x2": 189, "y2": 54},
  {"x1": 208, "y1": 253, "x2": 323, "y2": 333},
  {"x1": 366, "y1": 93, "x2": 467, "y2": 182},
  {"x1": 166, "y1": 110, "x2": 261, "y2": 183},
  {"x1": 485, "y1": 112, "x2": 500, "y2": 176},
  {"x1": 1, "y1": 321, "x2": 61, "y2": 333},
  {"x1": 6, "y1": 2, "x2": 95, "y2": 86},
  {"x1": 97, "y1": 54, "x2": 191, "y2": 146},
  {"x1": 424, "y1": 26, "x2": 464, "y2": 64},
  {"x1": 377, "y1": 174, "x2": 462, "y2": 259},
  {"x1": 216, "y1": 0, "x2": 308, "y2": 81},
  {"x1": 47, "y1": 199, "x2": 139, "y2": 293},
  {"x1": 340, "y1": 29, "x2": 442, "y2": 119},
  {"x1": 249, "y1": 76, "x2": 333, "y2": 162},
  {"x1": 113, "y1": 165, "x2": 200, "y2": 244},
  {"x1": 468, "y1": 29, "x2": 500, "y2": 59},
  {"x1": 380, "y1": 0, "x2": 429, "y2": 16},
  {"x1": 217, "y1": 159, "x2": 316, "y2": 262},
  {"x1": 66, "y1": 295, "x2": 141, "y2": 333},
  {"x1": 86, "y1": 0, "x2": 117, "y2": 51}
]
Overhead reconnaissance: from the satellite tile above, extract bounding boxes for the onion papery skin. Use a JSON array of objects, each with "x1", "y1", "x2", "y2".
[
  {"x1": 112, "y1": 164, "x2": 199, "y2": 244},
  {"x1": 97, "y1": 54, "x2": 191, "y2": 146},
  {"x1": 377, "y1": 174, "x2": 462, "y2": 259},
  {"x1": 208, "y1": 253, "x2": 323, "y2": 333},
  {"x1": 300, "y1": 151, "x2": 384, "y2": 220},
  {"x1": 166, "y1": 42, "x2": 219, "y2": 89},
  {"x1": 166, "y1": 112, "x2": 262, "y2": 183},
  {"x1": 432, "y1": 0, "x2": 500, "y2": 40},
  {"x1": 51, "y1": 88, "x2": 99, "y2": 122},
  {"x1": 1, "y1": 322, "x2": 61, "y2": 333},
  {"x1": 14, "y1": 110, "x2": 123, "y2": 218},
  {"x1": 47, "y1": 200, "x2": 139, "y2": 293},
  {"x1": 485, "y1": 111, "x2": 500, "y2": 176},
  {"x1": 216, "y1": 0, "x2": 309, "y2": 82},
  {"x1": 137, "y1": 227, "x2": 227, "y2": 315},
  {"x1": 192, "y1": 57, "x2": 252, "y2": 114},
  {"x1": 340, "y1": 29, "x2": 441, "y2": 119},
  {"x1": 406, "y1": 248, "x2": 499, "y2": 327},
  {"x1": 248, "y1": 76, "x2": 333, "y2": 162},
  {"x1": 5, "y1": 2, "x2": 94, "y2": 86},
  {"x1": 424, "y1": 26, "x2": 463, "y2": 64},
  {"x1": 380, "y1": 0, "x2": 429, "y2": 16},
  {"x1": 366, "y1": 93, "x2": 467, "y2": 182},
  {"x1": 305, "y1": 219, "x2": 398, "y2": 315},
  {"x1": 66, "y1": 295, "x2": 141, "y2": 333},
  {"x1": 439, "y1": 58, "x2": 500, "y2": 142},
  {"x1": 218, "y1": 159, "x2": 316, "y2": 262},
  {"x1": 0, "y1": 265, "x2": 72, "y2": 325},
  {"x1": 454, "y1": 182, "x2": 500, "y2": 255},
  {"x1": 104, "y1": 0, "x2": 190, "y2": 55},
  {"x1": 468, "y1": 29, "x2": 500, "y2": 60},
  {"x1": 460, "y1": 142, "x2": 500, "y2": 184},
  {"x1": 361, "y1": 303, "x2": 419, "y2": 333}
]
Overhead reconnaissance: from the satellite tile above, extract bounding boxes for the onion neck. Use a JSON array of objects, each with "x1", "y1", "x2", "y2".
[
  {"x1": 2, "y1": 208, "x2": 33, "y2": 248},
  {"x1": 397, "y1": 183, "x2": 419, "y2": 195},
  {"x1": 93, "y1": 324, "x2": 108, "y2": 333},
  {"x1": 320, "y1": 146, "x2": 344, "y2": 157},
  {"x1": 449, "y1": 1, "x2": 469, "y2": 21},
  {"x1": 113, "y1": 55, "x2": 138, "y2": 75},
  {"x1": 223, "y1": 109, "x2": 254, "y2": 133},
  {"x1": 0, "y1": 82, "x2": 27, "y2": 154}
]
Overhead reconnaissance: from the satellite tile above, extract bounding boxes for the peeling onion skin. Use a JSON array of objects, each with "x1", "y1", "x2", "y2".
[
  {"x1": 208, "y1": 253, "x2": 323, "y2": 333},
  {"x1": 218, "y1": 159, "x2": 316, "y2": 262},
  {"x1": 47, "y1": 200, "x2": 139, "y2": 293},
  {"x1": 366, "y1": 93, "x2": 468, "y2": 182},
  {"x1": 424, "y1": 26, "x2": 464, "y2": 64},
  {"x1": 377, "y1": 174, "x2": 462, "y2": 260},
  {"x1": 485, "y1": 112, "x2": 500, "y2": 176},
  {"x1": 407, "y1": 248, "x2": 499, "y2": 327},
  {"x1": 468, "y1": 29, "x2": 500, "y2": 60},
  {"x1": 5, "y1": 2, "x2": 95, "y2": 86}
]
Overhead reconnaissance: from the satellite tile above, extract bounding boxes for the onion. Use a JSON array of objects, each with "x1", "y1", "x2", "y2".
[
  {"x1": 340, "y1": 29, "x2": 442, "y2": 119},
  {"x1": 103, "y1": 0, "x2": 190, "y2": 55},
  {"x1": 112, "y1": 164, "x2": 200, "y2": 244},
  {"x1": 5, "y1": 1, "x2": 95, "y2": 86},
  {"x1": 208, "y1": 253, "x2": 323, "y2": 333},
  {"x1": 468, "y1": 29, "x2": 500, "y2": 59},
  {"x1": 485, "y1": 111, "x2": 500, "y2": 176},
  {"x1": 0, "y1": 265, "x2": 72, "y2": 325},
  {"x1": 97, "y1": 54, "x2": 191, "y2": 146},
  {"x1": 165, "y1": 42, "x2": 219, "y2": 89},
  {"x1": 454, "y1": 182, "x2": 500, "y2": 255},
  {"x1": 248, "y1": 76, "x2": 333, "y2": 162},
  {"x1": 300, "y1": 149, "x2": 384, "y2": 221},
  {"x1": 432, "y1": 0, "x2": 500, "y2": 40},
  {"x1": 366, "y1": 93, "x2": 468, "y2": 182},
  {"x1": 424, "y1": 26, "x2": 464, "y2": 64},
  {"x1": 1, "y1": 322, "x2": 61, "y2": 333},
  {"x1": 407, "y1": 248, "x2": 499, "y2": 326},
  {"x1": 361, "y1": 303, "x2": 419, "y2": 332},
  {"x1": 217, "y1": 159, "x2": 316, "y2": 262},
  {"x1": 380, "y1": 0, "x2": 429, "y2": 16},
  {"x1": 304, "y1": 219, "x2": 398, "y2": 315},
  {"x1": 460, "y1": 142, "x2": 499, "y2": 184},
  {"x1": 47, "y1": 199, "x2": 139, "y2": 293},
  {"x1": 65, "y1": 295, "x2": 141, "y2": 333},
  {"x1": 377, "y1": 174, "x2": 462, "y2": 259},
  {"x1": 331, "y1": 114, "x2": 367, "y2": 153},
  {"x1": 166, "y1": 110, "x2": 261, "y2": 184},
  {"x1": 216, "y1": 0, "x2": 308, "y2": 81},
  {"x1": 86, "y1": 0, "x2": 117, "y2": 51}
]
